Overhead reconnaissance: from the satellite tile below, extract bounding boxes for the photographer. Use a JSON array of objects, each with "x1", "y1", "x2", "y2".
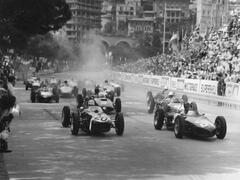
[{"x1": 0, "y1": 79, "x2": 16, "y2": 152}]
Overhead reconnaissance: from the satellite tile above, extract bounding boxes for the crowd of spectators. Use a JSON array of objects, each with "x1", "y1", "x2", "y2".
[{"x1": 116, "y1": 15, "x2": 240, "y2": 84}]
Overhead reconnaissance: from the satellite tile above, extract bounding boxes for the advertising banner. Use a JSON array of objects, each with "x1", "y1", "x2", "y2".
[
  {"x1": 184, "y1": 79, "x2": 200, "y2": 93},
  {"x1": 142, "y1": 75, "x2": 153, "y2": 86},
  {"x1": 225, "y1": 82, "x2": 240, "y2": 99},
  {"x1": 170, "y1": 78, "x2": 185, "y2": 91},
  {"x1": 200, "y1": 80, "x2": 218, "y2": 96},
  {"x1": 159, "y1": 76, "x2": 171, "y2": 89},
  {"x1": 150, "y1": 75, "x2": 161, "y2": 87}
]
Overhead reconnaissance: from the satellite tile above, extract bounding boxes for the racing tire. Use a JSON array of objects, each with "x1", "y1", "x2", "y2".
[
  {"x1": 115, "y1": 98, "x2": 121, "y2": 113},
  {"x1": 55, "y1": 95, "x2": 59, "y2": 103},
  {"x1": 116, "y1": 87, "x2": 121, "y2": 96},
  {"x1": 31, "y1": 92, "x2": 35, "y2": 103},
  {"x1": 154, "y1": 109, "x2": 164, "y2": 130},
  {"x1": 108, "y1": 91, "x2": 114, "y2": 102},
  {"x1": 72, "y1": 87, "x2": 78, "y2": 97},
  {"x1": 174, "y1": 116, "x2": 185, "y2": 139},
  {"x1": 147, "y1": 91, "x2": 155, "y2": 114},
  {"x1": 76, "y1": 94, "x2": 84, "y2": 108},
  {"x1": 82, "y1": 88, "x2": 87, "y2": 98},
  {"x1": 115, "y1": 112, "x2": 124, "y2": 136},
  {"x1": 61, "y1": 106, "x2": 71, "y2": 127},
  {"x1": 215, "y1": 116, "x2": 227, "y2": 139},
  {"x1": 0, "y1": 140, "x2": 8, "y2": 151},
  {"x1": 71, "y1": 113, "x2": 80, "y2": 135},
  {"x1": 182, "y1": 94, "x2": 188, "y2": 104},
  {"x1": 25, "y1": 84, "x2": 28, "y2": 91}
]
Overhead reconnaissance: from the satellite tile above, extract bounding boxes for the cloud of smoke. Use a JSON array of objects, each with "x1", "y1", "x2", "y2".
[{"x1": 54, "y1": 29, "x2": 111, "y2": 83}]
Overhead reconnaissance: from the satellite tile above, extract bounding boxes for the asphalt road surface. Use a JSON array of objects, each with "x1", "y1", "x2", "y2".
[{"x1": 2, "y1": 71, "x2": 240, "y2": 180}]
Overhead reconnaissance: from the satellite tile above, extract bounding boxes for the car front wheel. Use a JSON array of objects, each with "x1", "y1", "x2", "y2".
[
  {"x1": 61, "y1": 106, "x2": 71, "y2": 127},
  {"x1": 115, "y1": 113, "x2": 124, "y2": 136},
  {"x1": 154, "y1": 109, "x2": 164, "y2": 130},
  {"x1": 215, "y1": 116, "x2": 227, "y2": 139}
]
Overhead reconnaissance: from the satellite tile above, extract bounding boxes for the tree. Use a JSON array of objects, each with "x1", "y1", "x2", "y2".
[{"x1": 0, "y1": 0, "x2": 71, "y2": 52}]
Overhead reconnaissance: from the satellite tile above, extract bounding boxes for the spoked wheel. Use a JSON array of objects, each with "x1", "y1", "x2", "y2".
[
  {"x1": 174, "y1": 116, "x2": 185, "y2": 139},
  {"x1": 61, "y1": 106, "x2": 71, "y2": 127},
  {"x1": 154, "y1": 109, "x2": 164, "y2": 130},
  {"x1": 215, "y1": 116, "x2": 227, "y2": 139},
  {"x1": 71, "y1": 113, "x2": 80, "y2": 135}
]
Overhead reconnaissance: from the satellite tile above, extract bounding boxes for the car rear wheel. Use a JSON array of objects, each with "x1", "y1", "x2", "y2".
[
  {"x1": 115, "y1": 98, "x2": 121, "y2": 113},
  {"x1": 115, "y1": 113, "x2": 124, "y2": 136},
  {"x1": 31, "y1": 92, "x2": 35, "y2": 103},
  {"x1": 108, "y1": 91, "x2": 114, "y2": 102},
  {"x1": 174, "y1": 116, "x2": 185, "y2": 138},
  {"x1": 215, "y1": 116, "x2": 227, "y2": 139},
  {"x1": 61, "y1": 106, "x2": 71, "y2": 127},
  {"x1": 0, "y1": 140, "x2": 8, "y2": 151},
  {"x1": 154, "y1": 109, "x2": 164, "y2": 130},
  {"x1": 147, "y1": 91, "x2": 155, "y2": 114},
  {"x1": 72, "y1": 87, "x2": 78, "y2": 97},
  {"x1": 116, "y1": 87, "x2": 121, "y2": 96},
  {"x1": 82, "y1": 88, "x2": 87, "y2": 98},
  {"x1": 76, "y1": 94, "x2": 84, "y2": 108},
  {"x1": 25, "y1": 84, "x2": 28, "y2": 91},
  {"x1": 71, "y1": 113, "x2": 80, "y2": 135}
]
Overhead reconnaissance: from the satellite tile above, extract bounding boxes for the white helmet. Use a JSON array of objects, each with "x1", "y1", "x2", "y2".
[
  {"x1": 168, "y1": 91, "x2": 174, "y2": 97},
  {"x1": 88, "y1": 99, "x2": 95, "y2": 106}
]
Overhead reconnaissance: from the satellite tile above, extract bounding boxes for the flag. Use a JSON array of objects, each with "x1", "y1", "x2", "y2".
[{"x1": 169, "y1": 33, "x2": 179, "y2": 53}]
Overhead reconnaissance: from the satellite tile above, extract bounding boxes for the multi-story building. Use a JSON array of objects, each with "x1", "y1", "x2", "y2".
[
  {"x1": 197, "y1": 0, "x2": 228, "y2": 34},
  {"x1": 229, "y1": 0, "x2": 240, "y2": 17},
  {"x1": 128, "y1": 17, "x2": 155, "y2": 36},
  {"x1": 64, "y1": 0, "x2": 102, "y2": 42},
  {"x1": 115, "y1": 0, "x2": 141, "y2": 32},
  {"x1": 154, "y1": 0, "x2": 190, "y2": 24}
]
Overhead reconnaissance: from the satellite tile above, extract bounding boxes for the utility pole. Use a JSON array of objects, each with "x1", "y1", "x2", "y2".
[{"x1": 162, "y1": 2, "x2": 166, "y2": 54}]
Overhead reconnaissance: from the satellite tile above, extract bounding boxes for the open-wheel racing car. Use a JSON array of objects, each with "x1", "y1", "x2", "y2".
[
  {"x1": 146, "y1": 88, "x2": 175, "y2": 113},
  {"x1": 61, "y1": 95, "x2": 124, "y2": 136},
  {"x1": 31, "y1": 84, "x2": 60, "y2": 103},
  {"x1": 24, "y1": 76, "x2": 39, "y2": 90},
  {"x1": 153, "y1": 95, "x2": 227, "y2": 140},
  {"x1": 59, "y1": 80, "x2": 78, "y2": 97},
  {"x1": 99, "y1": 80, "x2": 122, "y2": 97}
]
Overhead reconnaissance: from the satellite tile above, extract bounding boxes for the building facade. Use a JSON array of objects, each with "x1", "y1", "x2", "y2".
[
  {"x1": 64, "y1": 0, "x2": 102, "y2": 42},
  {"x1": 154, "y1": 0, "x2": 190, "y2": 24},
  {"x1": 229, "y1": 0, "x2": 240, "y2": 17},
  {"x1": 197, "y1": 0, "x2": 228, "y2": 34},
  {"x1": 128, "y1": 17, "x2": 155, "y2": 36}
]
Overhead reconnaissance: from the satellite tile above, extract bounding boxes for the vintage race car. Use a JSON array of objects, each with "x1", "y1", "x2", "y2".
[
  {"x1": 154, "y1": 101, "x2": 227, "y2": 139},
  {"x1": 76, "y1": 92, "x2": 122, "y2": 115},
  {"x1": 24, "y1": 76, "x2": 39, "y2": 90},
  {"x1": 59, "y1": 80, "x2": 78, "y2": 97},
  {"x1": 31, "y1": 85, "x2": 59, "y2": 103},
  {"x1": 153, "y1": 95, "x2": 189, "y2": 130},
  {"x1": 100, "y1": 80, "x2": 121, "y2": 97},
  {"x1": 30, "y1": 80, "x2": 41, "y2": 103},
  {"x1": 61, "y1": 100, "x2": 124, "y2": 136},
  {"x1": 146, "y1": 89, "x2": 173, "y2": 113}
]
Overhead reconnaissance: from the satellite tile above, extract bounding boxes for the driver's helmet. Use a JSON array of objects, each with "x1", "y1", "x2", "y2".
[
  {"x1": 168, "y1": 91, "x2": 175, "y2": 98},
  {"x1": 88, "y1": 99, "x2": 95, "y2": 106},
  {"x1": 104, "y1": 80, "x2": 109, "y2": 84}
]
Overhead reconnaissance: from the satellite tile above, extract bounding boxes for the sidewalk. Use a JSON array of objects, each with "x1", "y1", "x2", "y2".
[{"x1": 0, "y1": 153, "x2": 9, "y2": 180}]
